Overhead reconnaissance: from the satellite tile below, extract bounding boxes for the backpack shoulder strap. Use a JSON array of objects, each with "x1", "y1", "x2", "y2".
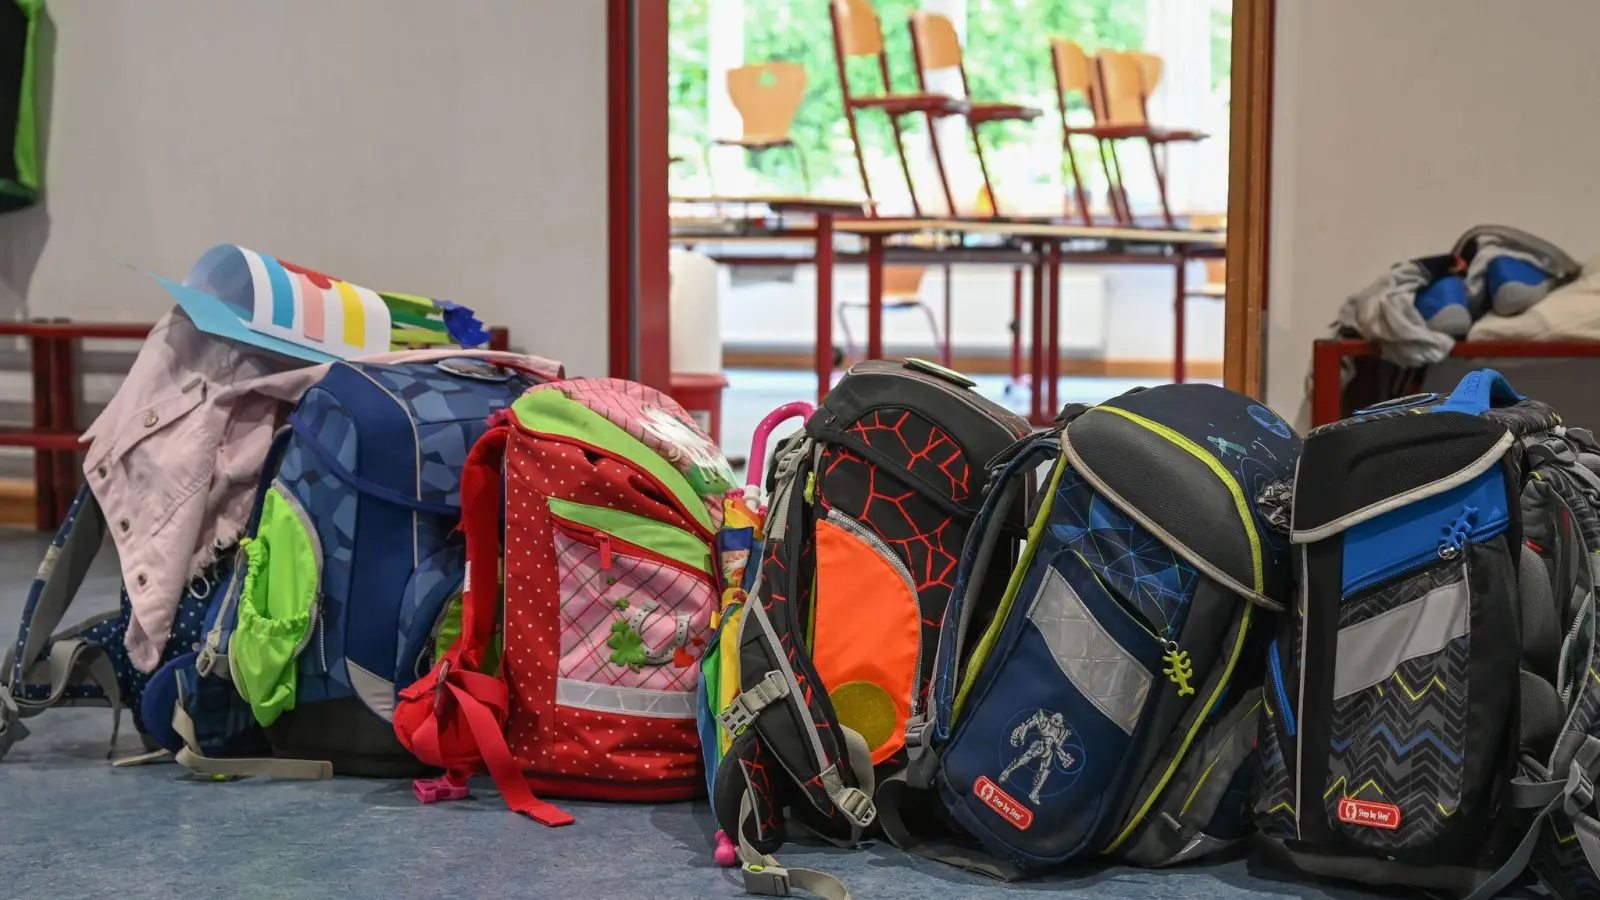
[
  {"x1": 393, "y1": 424, "x2": 572, "y2": 827},
  {"x1": 721, "y1": 437, "x2": 876, "y2": 834},
  {"x1": 0, "y1": 484, "x2": 119, "y2": 758}
]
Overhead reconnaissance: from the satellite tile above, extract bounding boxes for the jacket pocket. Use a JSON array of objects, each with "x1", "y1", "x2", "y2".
[
  {"x1": 811, "y1": 508, "x2": 922, "y2": 764},
  {"x1": 230, "y1": 484, "x2": 322, "y2": 727},
  {"x1": 91, "y1": 379, "x2": 212, "y2": 535}
]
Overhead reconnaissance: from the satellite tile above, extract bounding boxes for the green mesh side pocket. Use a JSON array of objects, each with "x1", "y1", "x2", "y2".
[
  {"x1": 433, "y1": 593, "x2": 503, "y2": 677},
  {"x1": 230, "y1": 486, "x2": 321, "y2": 727}
]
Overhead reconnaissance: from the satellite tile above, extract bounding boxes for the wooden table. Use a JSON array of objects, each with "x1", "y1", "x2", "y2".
[
  {"x1": 672, "y1": 196, "x2": 871, "y2": 404},
  {"x1": 674, "y1": 210, "x2": 1224, "y2": 423}
]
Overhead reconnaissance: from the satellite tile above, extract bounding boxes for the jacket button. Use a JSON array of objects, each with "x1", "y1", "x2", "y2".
[
  {"x1": 136, "y1": 573, "x2": 147, "y2": 587},
  {"x1": 96, "y1": 466, "x2": 107, "y2": 478},
  {"x1": 144, "y1": 412, "x2": 159, "y2": 428},
  {"x1": 119, "y1": 519, "x2": 130, "y2": 532}
]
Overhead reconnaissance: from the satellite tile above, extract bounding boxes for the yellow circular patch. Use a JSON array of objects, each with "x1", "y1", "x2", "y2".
[{"x1": 829, "y1": 681, "x2": 897, "y2": 752}]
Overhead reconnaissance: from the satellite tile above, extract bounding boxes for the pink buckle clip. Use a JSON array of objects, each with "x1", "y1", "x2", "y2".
[{"x1": 413, "y1": 775, "x2": 470, "y2": 805}]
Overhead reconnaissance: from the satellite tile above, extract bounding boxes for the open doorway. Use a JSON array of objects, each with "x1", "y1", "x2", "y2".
[{"x1": 663, "y1": 0, "x2": 1258, "y2": 462}]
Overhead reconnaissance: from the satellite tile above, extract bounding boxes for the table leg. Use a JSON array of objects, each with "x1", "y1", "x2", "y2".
[
  {"x1": 815, "y1": 212, "x2": 835, "y2": 404},
  {"x1": 29, "y1": 331, "x2": 53, "y2": 530},
  {"x1": 49, "y1": 329, "x2": 78, "y2": 526},
  {"x1": 940, "y1": 263, "x2": 954, "y2": 367},
  {"x1": 1311, "y1": 340, "x2": 1345, "y2": 427},
  {"x1": 1173, "y1": 255, "x2": 1188, "y2": 384},
  {"x1": 1029, "y1": 244, "x2": 1046, "y2": 426},
  {"x1": 1009, "y1": 267, "x2": 1023, "y2": 391},
  {"x1": 866, "y1": 233, "x2": 885, "y2": 361},
  {"x1": 1047, "y1": 241, "x2": 1062, "y2": 416}
]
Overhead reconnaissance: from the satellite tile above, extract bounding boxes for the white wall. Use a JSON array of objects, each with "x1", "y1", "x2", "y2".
[
  {"x1": 0, "y1": 0, "x2": 609, "y2": 376},
  {"x1": 1266, "y1": 0, "x2": 1600, "y2": 423}
]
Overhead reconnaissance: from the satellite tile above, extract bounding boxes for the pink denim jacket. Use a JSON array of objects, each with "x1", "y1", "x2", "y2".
[{"x1": 81, "y1": 310, "x2": 563, "y2": 671}]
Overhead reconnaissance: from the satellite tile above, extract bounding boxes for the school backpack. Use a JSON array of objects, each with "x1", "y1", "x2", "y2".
[
  {"x1": 710, "y1": 359, "x2": 1030, "y2": 893},
  {"x1": 150, "y1": 355, "x2": 557, "y2": 778},
  {"x1": 0, "y1": 485, "x2": 227, "y2": 762},
  {"x1": 1257, "y1": 368, "x2": 1600, "y2": 900},
  {"x1": 875, "y1": 382, "x2": 1298, "y2": 877},
  {"x1": 394, "y1": 378, "x2": 735, "y2": 823}
]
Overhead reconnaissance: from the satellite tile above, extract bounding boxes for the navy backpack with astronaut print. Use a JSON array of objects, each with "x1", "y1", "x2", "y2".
[{"x1": 884, "y1": 383, "x2": 1300, "y2": 876}]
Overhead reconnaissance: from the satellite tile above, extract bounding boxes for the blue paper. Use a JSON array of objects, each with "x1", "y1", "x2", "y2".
[{"x1": 153, "y1": 275, "x2": 340, "y2": 364}]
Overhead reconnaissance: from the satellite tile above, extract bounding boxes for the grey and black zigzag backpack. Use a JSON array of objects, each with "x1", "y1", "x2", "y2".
[{"x1": 1256, "y1": 369, "x2": 1600, "y2": 900}]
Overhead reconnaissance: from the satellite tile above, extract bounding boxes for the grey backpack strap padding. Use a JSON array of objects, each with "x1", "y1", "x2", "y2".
[
  {"x1": 736, "y1": 794, "x2": 853, "y2": 900},
  {"x1": 875, "y1": 771, "x2": 1026, "y2": 882},
  {"x1": 0, "y1": 488, "x2": 112, "y2": 759},
  {"x1": 170, "y1": 703, "x2": 332, "y2": 781},
  {"x1": 10, "y1": 487, "x2": 109, "y2": 687},
  {"x1": 1462, "y1": 740, "x2": 1600, "y2": 900}
]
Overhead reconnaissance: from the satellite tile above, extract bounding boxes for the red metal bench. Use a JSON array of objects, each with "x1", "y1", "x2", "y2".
[
  {"x1": 1310, "y1": 338, "x2": 1600, "y2": 427},
  {"x1": 2, "y1": 320, "x2": 509, "y2": 529}
]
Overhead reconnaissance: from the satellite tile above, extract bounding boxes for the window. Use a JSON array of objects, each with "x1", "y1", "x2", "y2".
[{"x1": 670, "y1": 0, "x2": 1228, "y2": 217}]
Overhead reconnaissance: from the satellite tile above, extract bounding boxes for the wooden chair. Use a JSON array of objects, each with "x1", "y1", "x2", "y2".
[
  {"x1": 714, "y1": 62, "x2": 813, "y2": 193},
  {"x1": 836, "y1": 266, "x2": 941, "y2": 363},
  {"x1": 830, "y1": 0, "x2": 968, "y2": 217},
  {"x1": 1093, "y1": 49, "x2": 1209, "y2": 228},
  {"x1": 1049, "y1": 38, "x2": 1141, "y2": 227},
  {"x1": 908, "y1": 11, "x2": 1042, "y2": 218}
]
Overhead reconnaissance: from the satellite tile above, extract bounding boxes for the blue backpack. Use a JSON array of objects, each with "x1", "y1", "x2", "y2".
[
  {"x1": 0, "y1": 356, "x2": 551, "y2": 777},
  {"x1": 885, "y1": 383, "x2": 1300, "y2": 876}
]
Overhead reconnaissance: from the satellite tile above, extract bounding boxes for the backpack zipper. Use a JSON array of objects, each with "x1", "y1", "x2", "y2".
[
  {"x1": 550, "y1": 517, "x2": 714, "y2": 584},
  {"x1": 1344, "y1": 505, "x2": 1500, "y2": 596},
  {"x1": 519, "y1": 428, "x2": 715, "y2": 542},
  {"x1": 1267, "y1": 639, "x2": 1296, "y2": 736},
  {"x1": 854, "y1": 361, "x2": 1029, "y2": 441},
  {"x1": 824, "y1": 508, "x2": 923, "y2": 714},
  {"x1": 1559, "y1": 592, "x2": 1594, "y2": 705}
]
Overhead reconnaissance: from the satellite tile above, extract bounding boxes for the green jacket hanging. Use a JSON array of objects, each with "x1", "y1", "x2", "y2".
[{"x1": 0, "y1": 0, "x2": 40, "y2": 212}]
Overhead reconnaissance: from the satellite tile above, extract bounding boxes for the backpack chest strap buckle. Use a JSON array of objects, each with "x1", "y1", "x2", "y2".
[
  {"x1": 743, "y1": 862, "x2": 790, "y2": 897},
  {"x1": 718, "y1": 670, "x2": 790, "y2": 736}
]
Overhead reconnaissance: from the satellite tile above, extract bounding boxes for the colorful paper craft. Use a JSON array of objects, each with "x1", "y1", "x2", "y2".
[{"x1": 150, "y1": 244, "x2": 488, "y2": 363}]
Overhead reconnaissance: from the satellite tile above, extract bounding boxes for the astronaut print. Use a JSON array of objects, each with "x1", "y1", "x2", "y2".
[{"x1": 997, "y1": 708, "x2": 1085, "y2": 805}]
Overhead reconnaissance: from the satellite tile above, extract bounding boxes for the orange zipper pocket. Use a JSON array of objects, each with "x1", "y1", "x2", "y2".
[{"x1": 811, "y1": 508, "x2": 921, "y2": 764}]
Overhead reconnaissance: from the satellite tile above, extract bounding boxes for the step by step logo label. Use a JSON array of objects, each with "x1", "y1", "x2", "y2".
[
  {"x1": 1338, "y1": 797, "x2": 1401, "y2": 830},
  {"x1": 974, "y1": 776, "x2": 1033, "y2": 831}
]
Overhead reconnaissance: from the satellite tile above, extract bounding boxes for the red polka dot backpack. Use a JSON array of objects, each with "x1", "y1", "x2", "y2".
[{"x1": 395, "y1": 378, "x2": 734, "y2": 824}]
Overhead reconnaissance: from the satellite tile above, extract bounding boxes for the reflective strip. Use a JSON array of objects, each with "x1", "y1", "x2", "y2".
[
  {"x1": 1292, "y1": 433, "x2": 1513, "y2": 543},
  {"x1": 1027, "y1": 565, "x2": 1152, "y2": 736},
  {"x1": 555, "y1": 678, "x2": 695, "y2": 719},
  {"x1": 1333, "y1": 574, "x2": 1469, "y2": 701},
  {"x1": 347, "y1": 660, "x2": 396, "y2": 723}
]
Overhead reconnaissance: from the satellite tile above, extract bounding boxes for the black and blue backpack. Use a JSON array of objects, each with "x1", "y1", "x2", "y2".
[
  {"x1": 884, "y1": 382, "x2": 1300, "y2": 876},
  {"x1": 0, "y1": 356, "x2": 552, "y2": 777},
  {"x1": 0, "y1": 484, "x2": 229, "y2": 762},
  {"x1": 1258, "y1": 369, "x2": 1600, "y2": 900}
]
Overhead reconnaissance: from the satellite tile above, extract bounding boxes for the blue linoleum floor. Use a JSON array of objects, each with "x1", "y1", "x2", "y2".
[{"x1": 0, "y1": 370, "x2": 1395, "y2": 900}]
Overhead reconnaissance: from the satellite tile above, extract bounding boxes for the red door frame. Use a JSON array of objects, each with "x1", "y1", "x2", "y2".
[{"x1": 607, "y1": 0, "x2": 672, "y2": 390}]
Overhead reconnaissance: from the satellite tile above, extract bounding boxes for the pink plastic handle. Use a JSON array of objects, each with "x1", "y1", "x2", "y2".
[
  {"x1": 413, "y1": 775, "x2": 471, "y2": 804},
  {"x1": 748, "y1": 401, "x2": 815, "y2": 488}
]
